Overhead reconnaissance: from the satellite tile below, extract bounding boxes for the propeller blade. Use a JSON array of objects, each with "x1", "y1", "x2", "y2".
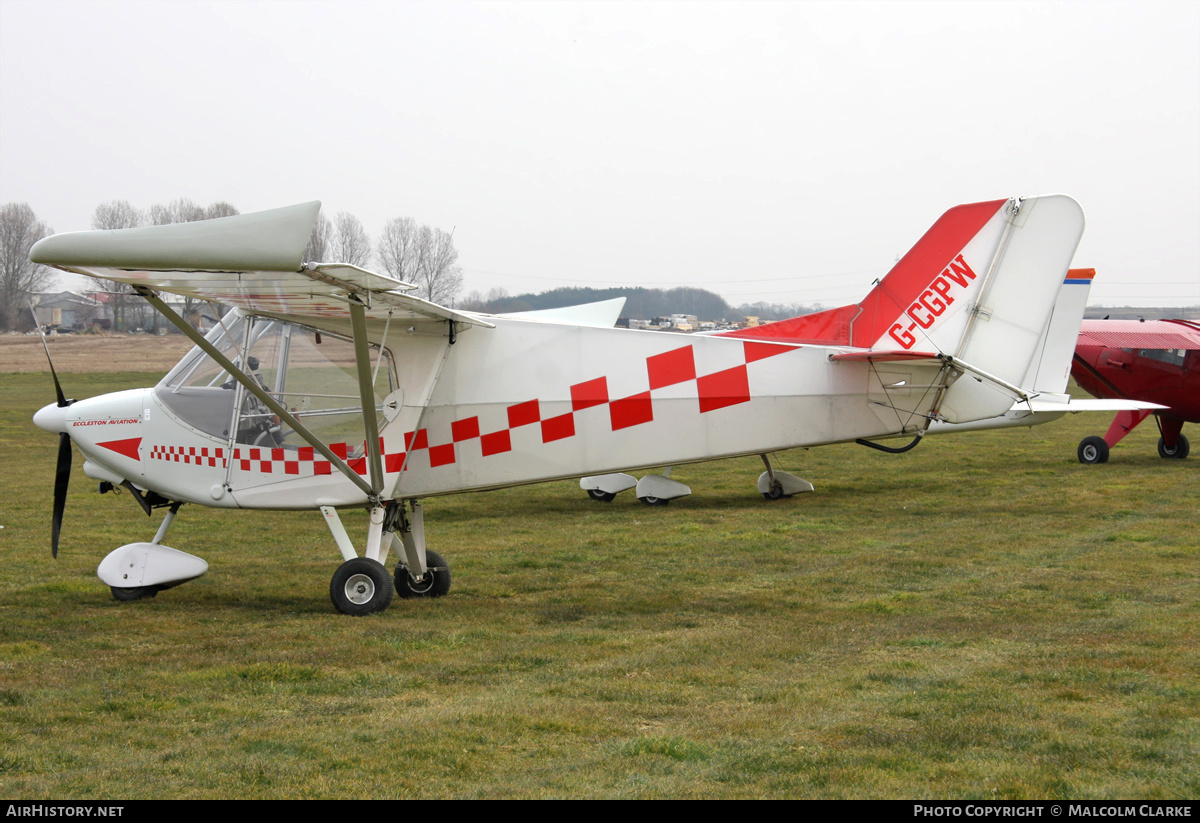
[
  {"x1": 29, "y1": 307, "x2": 71, "y2": 408},
  {"x1": 52, "y1": 432, "x2": 72, "y2": 559}
]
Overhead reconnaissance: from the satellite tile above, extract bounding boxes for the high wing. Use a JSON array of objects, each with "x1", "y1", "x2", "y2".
[{"x1": 29, "y1": 201, "x2": 492, "y2": 331}]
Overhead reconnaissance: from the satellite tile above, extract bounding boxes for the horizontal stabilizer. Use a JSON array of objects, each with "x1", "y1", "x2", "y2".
[
  {"x1": 1023, "y1": 397, "x2": 1167, "y2": 413},
  {"x1": 829, "y1": 350, "x2": 939, "y2": 363}
]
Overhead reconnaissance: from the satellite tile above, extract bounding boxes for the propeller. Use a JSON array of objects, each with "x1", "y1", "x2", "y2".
[
  {"x1": 52, "y1": 433, "x2": 72, "y2": 558},
  {"x1": 31, "y1": 311, "x2": 75, "y2": 558}
]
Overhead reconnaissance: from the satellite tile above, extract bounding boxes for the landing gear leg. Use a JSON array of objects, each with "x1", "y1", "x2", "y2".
[
  {"x1": 393, "y1": 501, "x2": 451, "y2": 598},
  {"x1": 760, "y1": 454, "x2": 784, "y2": 500},
  {"x1": 320, "y1": 504, "x2": 398, "y2": 615},
  {"x1": 318, "y1": 501, "x2": 452, "y2": 612}
]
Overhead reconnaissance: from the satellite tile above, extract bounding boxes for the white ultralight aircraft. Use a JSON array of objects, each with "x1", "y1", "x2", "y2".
[{"x1": 30, "y1": 195, "x2": 1094, "y2": 614}]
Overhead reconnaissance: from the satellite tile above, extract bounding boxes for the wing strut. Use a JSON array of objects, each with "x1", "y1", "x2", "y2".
[
  {"x1": 348, "y1": 297, "x2": 384, "y2": 495},
  {"x1": 134, "y1": 286, "x2": 377, "y2": 500}
]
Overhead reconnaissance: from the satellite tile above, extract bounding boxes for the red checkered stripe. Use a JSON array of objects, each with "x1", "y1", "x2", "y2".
[
  {"x1": 151, "y1": 340, "x2": 797, "y2": 477},
  {"x1": 229, "y1": 441, "x2": 410, "y2": 477},
  {"x1": 402, "y1": 339, "x2": 798, "y2": 469},
  {"x1": 148, "y1": 442, "x2": 395, "y2": 477},
  {"x1": 150, "y1": 445, "x2": 227, "y2": 468}
]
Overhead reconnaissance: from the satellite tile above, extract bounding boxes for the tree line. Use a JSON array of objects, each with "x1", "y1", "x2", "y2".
[{"x1": 0, "y1": 199, "x2": 463, "y2": 332}]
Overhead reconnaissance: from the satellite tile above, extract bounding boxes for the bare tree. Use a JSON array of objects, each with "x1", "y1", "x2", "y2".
[
  {"x1": 149, "y1": 197, "x2": 206, "y2": 226},
  {"x1": 204, "y1": 201, "x2": 239, "y2": 220},
  {"x1": 413, "y1": 226, "x2": 463, "y2": 305},
  {"x1": 91, "y1": 200, "x2": 144, "y2": 332},
  {"x1": 459, "y1": 289, "x2": 485, "y2": 310},
  {"x1": 0, "y1": 203, "x2": 54, "y2": 331},
  {"x1": 332, "y1": 212, "x2": 372, "y2": 267},
  {"x1": 92, "y1": 200, "x2": 144, "y2": 232},
  {"x1": 377, "y1": 217, "x2": 463, "y2": 304},
  {"x1": 304, "y1": 211, "x2": 334, "y2": 263},
  {"x1": 376, "y1": 216, "x2": 421, "y2": 282}
]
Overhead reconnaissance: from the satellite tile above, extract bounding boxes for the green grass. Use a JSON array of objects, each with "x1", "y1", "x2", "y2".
[{"x1": 0, "y1": 373, "x2": 1196, "y2": 798}]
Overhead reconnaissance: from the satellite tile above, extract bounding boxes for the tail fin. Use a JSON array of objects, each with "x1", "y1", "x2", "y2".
[
  {"x1": 806, "y1": 195, "x2": 1086, "y2": 423},
  {"x1": 720, "y1": 197, "x2": 1028, "y2": 349},
  {"x1": 927, "y1": 195, "x2": 1085, "y2": 421},
  {"x1": 722, "y1": 195, "x2": 1086, "y2": 423}
]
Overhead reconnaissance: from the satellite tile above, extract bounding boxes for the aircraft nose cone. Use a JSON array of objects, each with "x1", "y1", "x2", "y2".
[{"x1": 33, "y1": 403, "x2": 69, "y2": 434}]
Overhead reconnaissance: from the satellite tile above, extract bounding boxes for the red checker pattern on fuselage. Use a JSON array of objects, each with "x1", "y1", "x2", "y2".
[
  {"x1": 400, "y1": 340, "x2": 798, "y2": 470},
  {"x1": 153, "y1": 340, "x2": 799, "y2": 479}
]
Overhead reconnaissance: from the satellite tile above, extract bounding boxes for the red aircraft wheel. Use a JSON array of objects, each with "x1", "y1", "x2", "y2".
[
  {"x1": 1078, "y1": 436, "x2": 1109, "y2": 465},
  {"x1": 1158, "y1": 434, "x2": 1190, "y2": 460}
]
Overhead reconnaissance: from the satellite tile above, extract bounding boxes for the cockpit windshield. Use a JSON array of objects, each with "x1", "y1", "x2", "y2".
[{"x1": 155, "y1": 314, "x2": 396, "y2": 453}]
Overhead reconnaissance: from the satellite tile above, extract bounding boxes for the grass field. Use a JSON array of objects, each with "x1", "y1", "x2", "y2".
[{"x1": 0, "y1": 368, "x2": 1196, "y2": 799}]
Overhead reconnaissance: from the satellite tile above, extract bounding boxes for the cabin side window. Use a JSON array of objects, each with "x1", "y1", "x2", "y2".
[
  {"x1": 1138, "y1": 348, "x2": 1186, "y2": 368},
  {"x1": 155, "y1": 315, "x2": 396, "y2": 454}
]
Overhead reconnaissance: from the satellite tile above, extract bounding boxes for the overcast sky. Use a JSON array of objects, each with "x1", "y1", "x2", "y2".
[{"x1": 2, "y1": 0, "x2": 1197, "y2": 308}]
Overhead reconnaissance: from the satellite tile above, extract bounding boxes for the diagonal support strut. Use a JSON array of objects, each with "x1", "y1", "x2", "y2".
[{"x1": 134, "y1": 286, "x2": 376, "y2": 499}]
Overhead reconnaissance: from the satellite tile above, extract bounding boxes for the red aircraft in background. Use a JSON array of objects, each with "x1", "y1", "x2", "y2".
[{"x1": 1071, "y1": 318, "x2": 1200, "y2": 463}]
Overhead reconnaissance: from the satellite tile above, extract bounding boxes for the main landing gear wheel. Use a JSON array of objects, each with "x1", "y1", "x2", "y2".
[
  {"x1": 1158, "y1": 434, "x2": 1190, "y2": 459},
  {"x1": 587, "y1": 489, "x2": 617, "y2": 502},
  {"x1": 1077, "y1": 436, "x2": 1110, "y2": 465},
  {"x1": 639, "y1": 496, "x2": 669, "y2": 506},
  {"x1": 330, "y1": 557, "x2": 394, "y2": 616},
  {"x1": 395, "y1": 549, "x2": 451, "y2": 599},
  {"x1": 762, "y1": 481, "x2": 785, "y2": 500},
  {"x1": 110, "y1": 586, "x2": 159, "y2": 602}
]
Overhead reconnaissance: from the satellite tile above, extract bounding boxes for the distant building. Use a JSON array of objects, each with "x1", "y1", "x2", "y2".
[
  {"x1": 33, "y1": 292, "x2": 108, "y2": 329},
  {"x1": 669, "y1": 314, "x2": 698, "y2": 331}
]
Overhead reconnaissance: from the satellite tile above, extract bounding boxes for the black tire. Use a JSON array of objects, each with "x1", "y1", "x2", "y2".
[
  {"x1": 587, "y1": 489, "x2": 617, "y2": 502},
  {"x1": 1078, "y1": 436, "x2": 1109, "y2": 465},
  {"x1": 639, "y1": 496, "x2": 670, "y2": 506},
  {"x1": 762, "y1": 481, "x2": 785, "y2": 500},
  {"x1": 330, "y1": 557, "x2": 394, "y2": 616},
  {"x1": 111, "y1": 586, "x2": 158, "y2": 602},
  {"x1": 1158, "y1": 434, "x2": 1190, "y2": 459},
  {"x1": 395, "y1": 549, "x2": 451, "y2": 599}
]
